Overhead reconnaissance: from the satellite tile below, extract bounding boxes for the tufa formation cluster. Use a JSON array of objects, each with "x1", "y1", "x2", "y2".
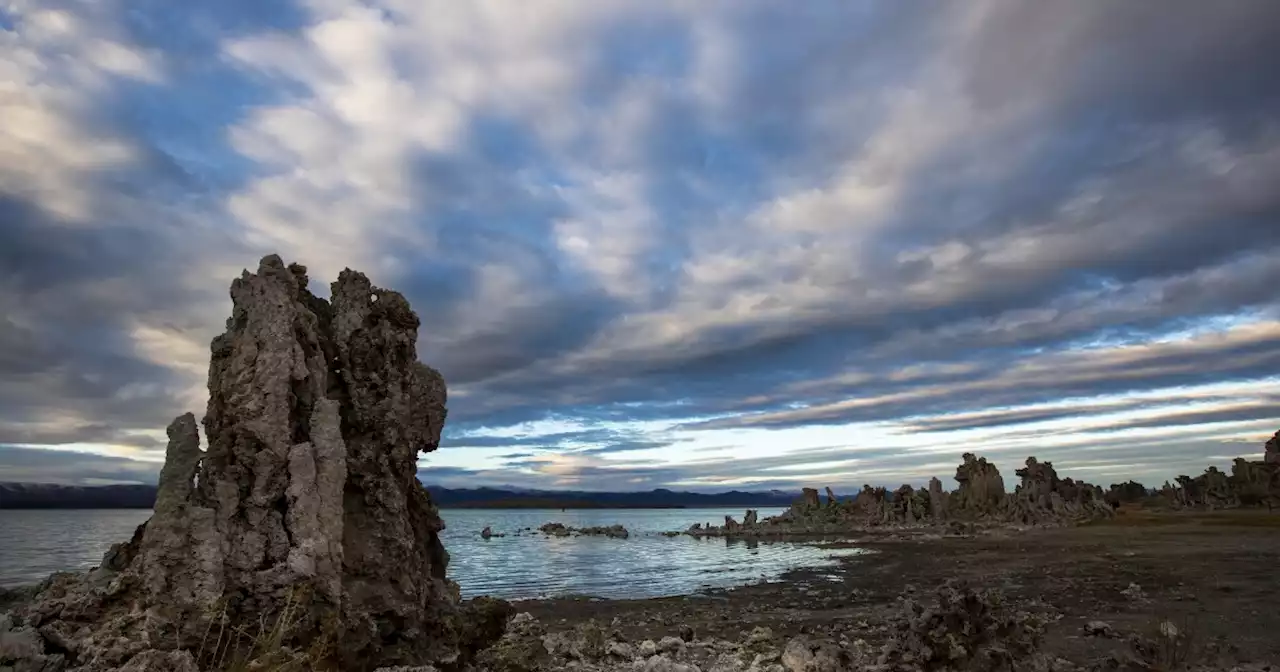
[
  {"x1": 693, "y1": 453, "x2": 1115, "y2": 536},
  {"x1": 1157, "y1": 431, "x2": 1280, "y2": 510}
]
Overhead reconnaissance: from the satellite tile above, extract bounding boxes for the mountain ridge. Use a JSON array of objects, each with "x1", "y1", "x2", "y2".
[{"x1": 0, "y1": 482, "x2": 802, "y2": 509}]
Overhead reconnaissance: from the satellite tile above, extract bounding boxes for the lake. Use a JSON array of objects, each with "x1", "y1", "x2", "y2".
[{"x1": 0, "y1": 508, "x2": 861, "y2": 600}]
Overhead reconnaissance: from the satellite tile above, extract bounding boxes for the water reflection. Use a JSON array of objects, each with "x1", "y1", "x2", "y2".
[
  {"x1": 441, "y1": 508, "x2": 863, "y2": 600},
  {"x1": 723, "y1": 536, "x2": 760, "y2": 550},
  {"x1": 0, "y1": 508, "x2": 865, "y2": 601}
]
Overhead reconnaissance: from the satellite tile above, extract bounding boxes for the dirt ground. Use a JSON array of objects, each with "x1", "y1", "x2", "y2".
[{"x1": 519, "y1": 508, "x2": 1280, "y2": 666}]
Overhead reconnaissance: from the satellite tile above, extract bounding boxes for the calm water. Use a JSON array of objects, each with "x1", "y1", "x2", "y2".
[{"x1": 0, "y1": 508, "x2": 861, "y2": 599}]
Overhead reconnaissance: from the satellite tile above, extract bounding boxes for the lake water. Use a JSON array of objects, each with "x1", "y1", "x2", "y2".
[{"x1": 0, "y1": 508, "x2": 861, "y2": 600}]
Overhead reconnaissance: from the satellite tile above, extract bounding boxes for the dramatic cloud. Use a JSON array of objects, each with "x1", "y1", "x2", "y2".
[{"x1": 2, "y1": 0, "x2": 1278, "y2": 491}]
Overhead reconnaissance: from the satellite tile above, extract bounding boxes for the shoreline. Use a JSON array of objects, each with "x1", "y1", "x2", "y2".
[
  {"x1": 5, "y1": 509, "x2": 1279, "y2": 669},
  {"x1": 505, "y1": 509, "x2": 1280, "y2": 667}
]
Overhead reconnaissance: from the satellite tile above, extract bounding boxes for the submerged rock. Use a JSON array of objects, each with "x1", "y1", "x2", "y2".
[
  {"x1": 538, "y1": 523, "x2": 630, "y2": 539},
  {"x1": 578, "y1": 525, "x2": 630, "y2": 539},
  {"x1": 2, "y1": 255, "x2": 510, "y2": 671}
]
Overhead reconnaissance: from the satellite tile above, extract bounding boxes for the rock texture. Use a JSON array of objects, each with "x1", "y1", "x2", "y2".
[
  {"x1": 927, "y1": 477, "x2": 949, "y2": 519},
  {"x1": 1159, "y1": 431, "x2": 1280, "y2": 510},
  {"x1": 1105, "y1": 481, "x2": 1149, "y2": 506},
  {"x1": 1, "y1": 256, "x2": 510, "y2": 671},
  {"x1": 952, "y1": 453, "x2": 1007, "y2": 515},
  {"x1": 470, "y1": 582, "x2": 1068, "y2": 672},
  {"x1": 1007, "y1": 458, "x2": 1114, "y2": 525},
  {"x1": 685, "y1": 452, "x2": 1116, "y2": 537},
  {"x1": 797, "y1": 488, "x2": 821, "y2": 511},
  {"x1": 538, "y1": 523, "x2": 630, "y2": 539}
]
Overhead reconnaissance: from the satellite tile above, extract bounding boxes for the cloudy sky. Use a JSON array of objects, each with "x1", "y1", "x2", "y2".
[{"x1": 2, "y1": 0, "x2": 1278, "y2": 492}]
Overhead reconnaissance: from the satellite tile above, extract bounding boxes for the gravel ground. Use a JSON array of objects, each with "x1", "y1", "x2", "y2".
[{"x1": 516, "y1": 509, "x2": 1280, "y2": 667}]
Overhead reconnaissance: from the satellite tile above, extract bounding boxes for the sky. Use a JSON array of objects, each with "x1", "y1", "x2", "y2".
[{"x1": 2, "y1": 0, "x2": 1279, "y2": 493}]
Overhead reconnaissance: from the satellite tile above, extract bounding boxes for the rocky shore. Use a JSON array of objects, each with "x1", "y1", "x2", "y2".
[
  {"x1": 509, "y1": 509, "x2": 1280, "y2": 671},
  {"x1": 477, "y1": 581, "x2": 1068, "y2": 672},
  {"x1": 683, "y1": 433, "x2": 1280, "y2": 541},
  {"x1": 1, "y1": 255, "x2": 1277, "y2": 671}
]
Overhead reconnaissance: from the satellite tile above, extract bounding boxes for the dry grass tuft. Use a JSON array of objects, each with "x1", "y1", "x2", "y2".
[{"x1": 195, "y1": 585, "x2": 337, "y2": 672}]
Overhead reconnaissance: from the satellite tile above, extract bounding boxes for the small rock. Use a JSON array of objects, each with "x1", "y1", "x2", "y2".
[
  {"x1": 638, "y1": 639, "x2": 658, "y2": 658},
  {"x1": 746, "y1": 626, "x2": 775, "y2": 646},
  {"x1": 1120, "y1": 582, "x2": 1147, "y2": 601},
  {"x1": 781, "y1": 638, "x2": 814, "y2": 671},
  {"x1": 657, "y1": 636, "x2": 684, "y2": 653},
  {"x1": 606, "y1": 641, "x2": 634, "y2": 659},
  {"x1": 1084, "y1": 621, "x2": 1116, "y2": 638},
  {"x1": 643, "y1": 655, "x2": 698, "y2": 672},
  {"x1": 678, "y1": 625, "x2": 695, "y2": 642}
]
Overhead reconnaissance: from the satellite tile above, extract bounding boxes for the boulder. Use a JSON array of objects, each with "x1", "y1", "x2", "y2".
[
  {"x1": 876, "y1": 581, "x2": 1049, "y2": 672},
  {"x1": 1266, "y1": 430, "x2": 1280, "y2": 464}
]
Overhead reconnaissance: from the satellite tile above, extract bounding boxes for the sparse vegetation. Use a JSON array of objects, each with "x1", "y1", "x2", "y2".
[{"x1": 197, "y1": 586, "x2": 337, "y2": 672}]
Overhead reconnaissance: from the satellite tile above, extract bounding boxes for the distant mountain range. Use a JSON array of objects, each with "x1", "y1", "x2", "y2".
[
  {"x1": 0, "y1": 483, "x2": 160, "y2": 509},
  {"x1": 423, "y1": 486, "x2": 800, "y2": 509},
  {"x1": 0, "y1": 482, "x2": 802, "y2": 510}
]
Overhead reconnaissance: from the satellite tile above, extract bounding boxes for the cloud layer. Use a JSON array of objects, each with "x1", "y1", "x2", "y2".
[{"x1": 2, "y1": 0, "x2": 1278, "y2": 490}]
